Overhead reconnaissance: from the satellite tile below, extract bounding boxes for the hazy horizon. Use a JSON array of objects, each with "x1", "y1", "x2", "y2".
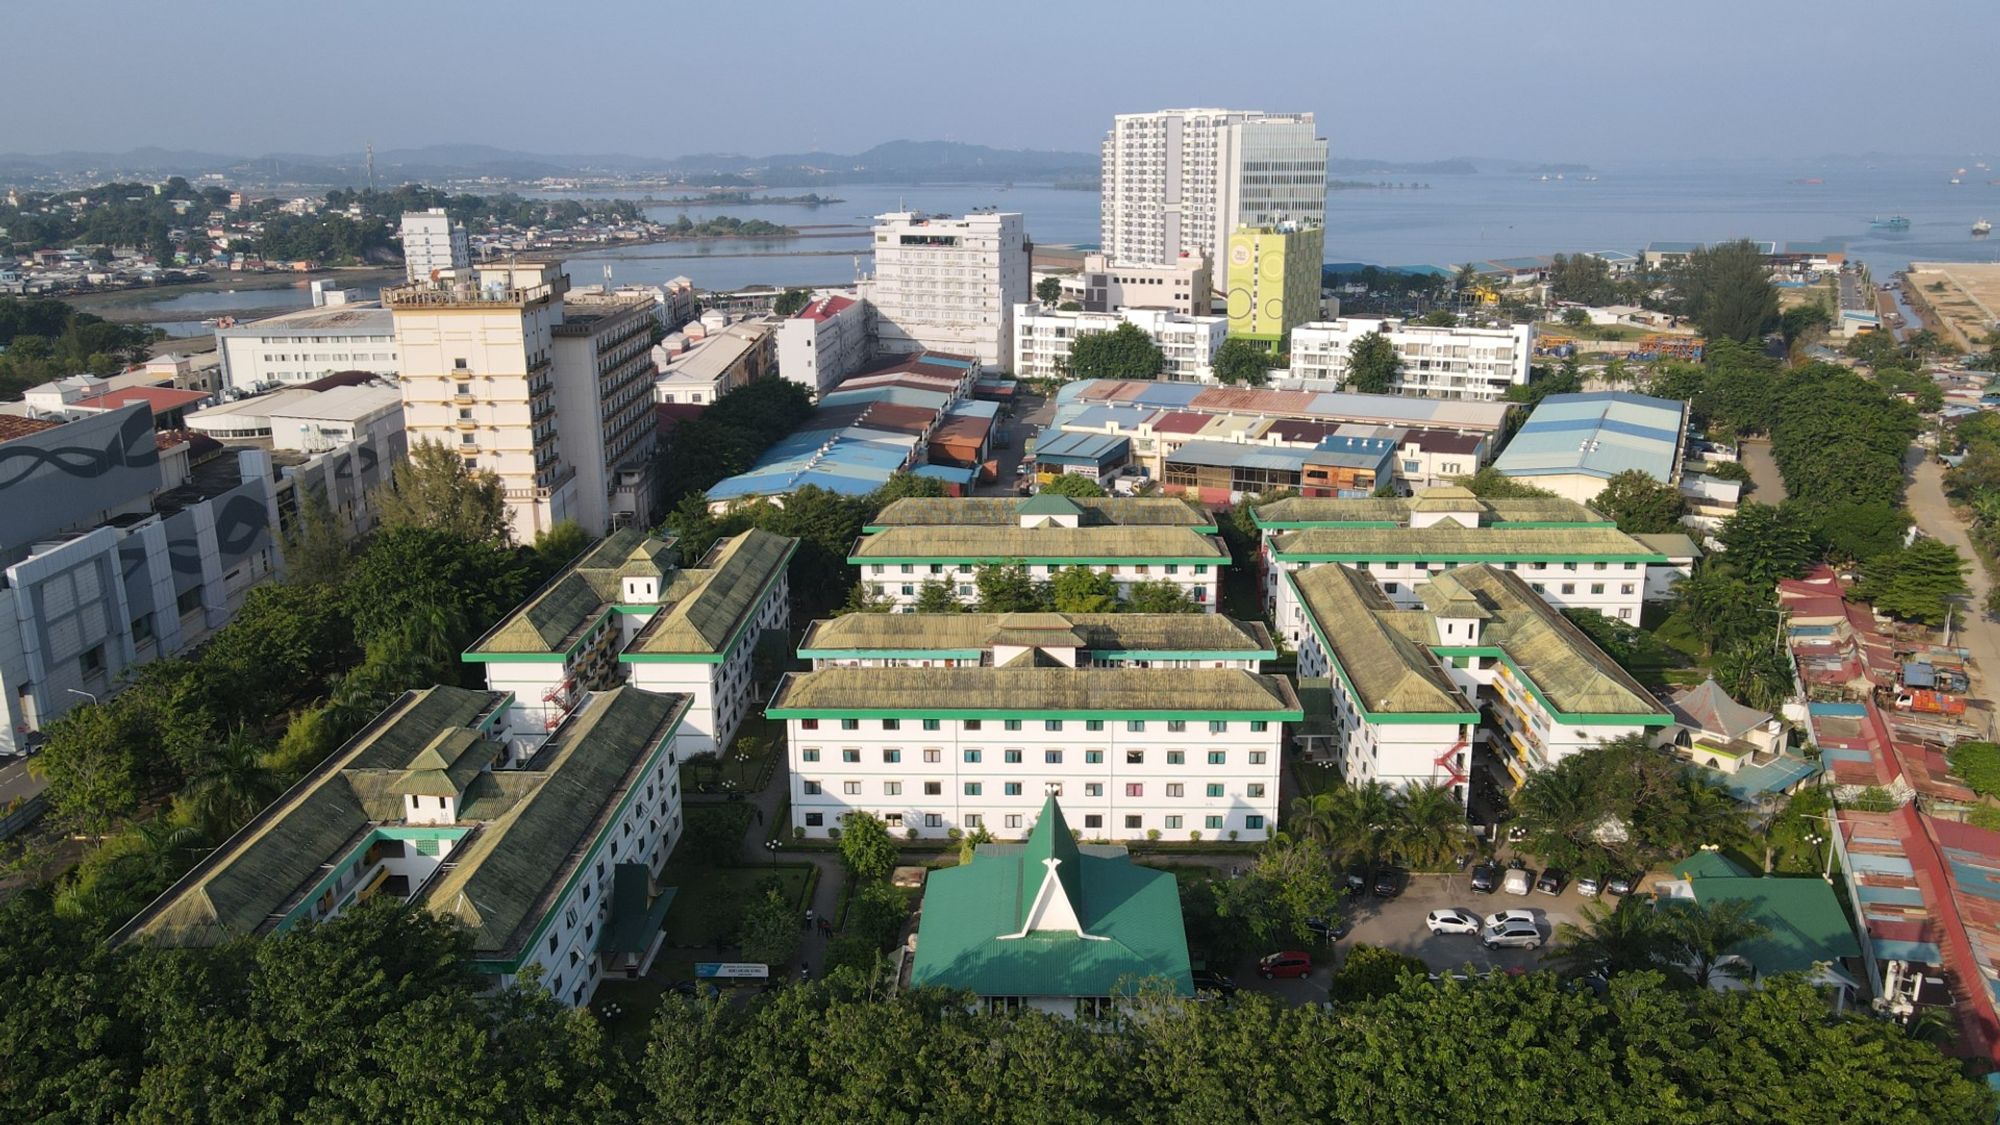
[{"x1": 6, "y1": 0, "x2": 1996, "y2": 165}]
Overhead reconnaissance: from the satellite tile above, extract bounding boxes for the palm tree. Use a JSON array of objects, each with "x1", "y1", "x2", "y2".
[
  {"x1": 1508, "y1": 763, "x2": 1601, "y2": 871},
  {"x1": 183, "y1": 728, "x2": 283, "y2": 840},
  {"x1": 1713, "y1": 640, "x2": 1794, "y2": 713},
  {"x1": 1390, "y1": 783, "x2": 1474, "y2": 868},
  {"x1": 1658, "y1": 896, "x2": 1771, "y2": 988},
  {"x1": 1636, "y1": 774, "x2": 1751, "y2": 861},
  {"x1": 1550, "y1": 897, "x2": 1673, "y2": 978}
]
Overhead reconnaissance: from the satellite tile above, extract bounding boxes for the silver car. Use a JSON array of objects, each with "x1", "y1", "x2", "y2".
[{"x1": 1481, "y1": 919, "x2": 1543, "y2": 950}]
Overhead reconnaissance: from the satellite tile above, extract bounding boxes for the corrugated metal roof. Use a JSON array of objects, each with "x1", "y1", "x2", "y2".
[
  {"x1": 1166, "y1": 441, "x2": 1313, "y2": 472},
  {"x1": 1491, "y1": 392, "x2": 1685, "y2": 482}
]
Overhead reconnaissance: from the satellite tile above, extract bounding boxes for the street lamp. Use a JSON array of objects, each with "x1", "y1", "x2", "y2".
[
  {"x1": 764, "y1": 839, "x2": 781, "y2": 867},
  {"x1": 64, "y1": 688, "x2": 97, "y2": 705}
]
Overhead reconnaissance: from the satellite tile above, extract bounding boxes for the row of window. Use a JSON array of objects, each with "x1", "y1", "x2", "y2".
[
  {"x1": 804, "y1": 778, "x2": 1266, "y2": 800},
  {"x1": 799, "y1": 718, "x2": 1268, "y2": 734},
  {"x1": 802, "y1": 809, "x2": 1266, "y2": 832},
  {"x1": 871, "y1": 562, "x2": 1211, "y2": 576},
  {"x1": 802, "y1": 747, "x2": 1269, "y2": 766}
]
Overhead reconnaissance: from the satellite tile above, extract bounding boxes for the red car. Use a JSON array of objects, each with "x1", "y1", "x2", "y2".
[{"x1": 1258, "y1": 951, "x2": 1313, "y2": 979}]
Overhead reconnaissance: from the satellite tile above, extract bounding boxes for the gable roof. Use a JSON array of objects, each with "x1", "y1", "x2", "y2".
[
  {"x1": 1677, "y1": 876, "x2": 1862, "y2": 977},
  {"x1": 1288, "y1": 565, "x2": 1471, "y2": 718},
  {"x1": 1253, "y1": 491, "x2": 1610, "y2": 529},
  {"x1": 768, "y1": 666, "x2": 1302, "y2": 717},
  {"x1": 797, "y1": 612, "x2": 1273, "y2": 658},
  {"x1": 1269, "y1": 524, "x2": 1661, "y2": 562},
  {"x1": 1016, "y1": 493, "x2": 1084, "y2": 518},
  {"x1": 851, "y1": 525, "x2": 1225, "y2": 564},
  {"x1": 467, "y1": 527, "x2": 673, "y2": 655},
  {"x1": 1668, "y1": 678, "x2": 1773, "y2": 741},
  {"x1": 626, "y1": 528, "x2": 798, "y2": 655},
  {"x1": 868, "y1": 496, "x2": 1212, "y2": 529}
]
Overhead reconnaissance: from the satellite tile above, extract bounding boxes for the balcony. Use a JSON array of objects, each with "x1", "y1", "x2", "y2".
[
  {"x1": 453, "y1": 392, "x2": 475, "y2": 406},
  {"x1": 454, "y1": 418, "x2": 478, "y2": 431}
]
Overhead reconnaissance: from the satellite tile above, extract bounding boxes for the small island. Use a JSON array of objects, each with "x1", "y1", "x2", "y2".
[
  {"x1": 647, "y1": 191, "x2": 842, "y2": 207},
  {"x1": 663, "y1": 214, "x2": 797, "y2": 238}
]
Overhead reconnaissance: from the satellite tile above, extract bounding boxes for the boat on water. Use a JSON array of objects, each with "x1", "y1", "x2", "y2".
[
  {"x1": 1790, "y1": 177, "x2": 1825, "y2": 185},
  {"x1": 1950, "y1": 177, "x2": 1964, "y2": 185},
  {"x1": 1976, "y1": 218, "x2": 1993, "y2": 236},
  {"x1": 1870, "y1": 216, "x2": 1911, "y2": 230}
]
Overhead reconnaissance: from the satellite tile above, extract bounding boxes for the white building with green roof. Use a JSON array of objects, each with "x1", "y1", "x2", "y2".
[
  {"x1": 1254, "y1": 485, "x2": 1692, "y2": 637},
  {"x1": 853, "y1": 494, "x2": 1227, "y2": 611},
  {"x1": 770, "y1": 615, "x2": 1299, "y2": 843},
  {"x1": 115, "y1": 685, "x2": 692, "y2": 1008},
  {"x1": 1289, "y1": 562, "x2": 1670, "y2": 807},
  {"x1": 908, "y1": 795, "x2": 1192, "y2": 1017},
  {"x1": 463, "y1": 526, "x2": 796, "y2": 757}
]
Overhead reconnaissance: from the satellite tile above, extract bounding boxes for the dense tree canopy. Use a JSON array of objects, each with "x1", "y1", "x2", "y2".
[
  {"x1": 1591, "y1": 469, "x2": 1685, "y2": 534},
  {"x1": 1038, "y1": 473, "x2": 1106, "y2": 497},
  {"x1": 1547, "y1": 252, "x2": 1618, "y2": 306},
  {"x1": 1066, "y1": 322, "x2": 1165, "y2": 381},
  {"x1": 1211, "y1": 336, "x2": 1276, "y2": 386},
  {"x1": 376, "y1": 439, "x2": 513, "y2": 546},
  {"x1": 1768, "y1": 363, "x2": 1919, "y2": 514},
  {"x1": 1673, "y1": 239, "x2": 1779, "y2": 343},
  {"x1": 1344, "y1": 330, "x2": 1401, "y2": 394}
]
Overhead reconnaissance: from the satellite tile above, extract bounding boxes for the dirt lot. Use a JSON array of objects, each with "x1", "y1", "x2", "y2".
[{"x1": 1904, "y1": 261, "x2": 2000, "y2": 351}]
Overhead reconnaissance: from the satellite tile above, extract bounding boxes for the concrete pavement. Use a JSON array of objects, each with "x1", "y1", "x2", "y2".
[
  {"x1": 1905, "y1": 452, "x2": 1999, "y2": 732},
  {"x1": 1736, "y1": 437, "x2": 1787, "y2": 504}
]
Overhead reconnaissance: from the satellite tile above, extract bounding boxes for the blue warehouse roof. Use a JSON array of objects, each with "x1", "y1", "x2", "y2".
[
  {"x1": 1034, "y1": 431, "x2": 1131, "y2": 468},
  {"x1": 1491, "y1": 392, "x2": 1686, "y2": 483},
  {"x1": 1166, "y1": 441, "x2": 1313, "y2": 473}
]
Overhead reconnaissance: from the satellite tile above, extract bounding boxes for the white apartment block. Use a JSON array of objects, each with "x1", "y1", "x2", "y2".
[
  {"x1": 1100, "y1": 108, "x2": 1328, "y2": 275},
  {"x1": 465, "y1": 527, "x2": 795, "y2": 760},
  {"x1": 551, "y1": 290, "x2": 662, "y2": 533},
  {"x1": 1080, "y1": 252, "x2": 1213, "y2": 316},
  {"x1": 861, "y1": 211, "x2": 1028, "y2": 371},
  {"x1": 771, "y1": 620, "x2": 1300, "y2": 842},
  {"x1": 777, "y1": 293, "x2": 868, "y2": 396},
  {"x1": 1289, "y1": 563, "x2": 1668, "y2": 804},
  {"x1": 401, "y1": 207, "x2": 470, "y2": 282},
  {"x1": 1289, "y1": 318, "x2": 1535, "y2": 401},
  {"x1": 853, "y1": 494, "x2": 1227, "y2": 612},
  {"x1": 1256, "y1": 486, "x2": 1681, "y2": 636},
  {"x1": 214, "y1": 304, "x2": 399, "y2": 393},
  {"x1": 1013, "y1": 304, "x2": 1226, "y2": 384}
]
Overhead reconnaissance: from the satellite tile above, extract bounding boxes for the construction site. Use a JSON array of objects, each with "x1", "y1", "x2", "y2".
[{"x1": 1902, "y1": 261, "x2": 2000, "y2": 352}]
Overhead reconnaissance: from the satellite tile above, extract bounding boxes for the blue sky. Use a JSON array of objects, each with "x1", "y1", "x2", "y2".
[{"x1": 7, "y1": 0, "x2": 1995, "y2": 161}]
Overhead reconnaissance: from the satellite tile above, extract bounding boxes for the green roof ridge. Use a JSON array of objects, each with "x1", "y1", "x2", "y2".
[
  {"x1": 1017, "y1": 493, "x2": 1085, "y2": 516},
  {"x1": 1020, "y1": 796, "x2": 1083, "y2": 930}
]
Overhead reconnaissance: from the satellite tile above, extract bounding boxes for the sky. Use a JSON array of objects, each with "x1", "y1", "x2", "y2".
[{"x1": 7, "y1": 0, "x2": 1997, "y2": 163}]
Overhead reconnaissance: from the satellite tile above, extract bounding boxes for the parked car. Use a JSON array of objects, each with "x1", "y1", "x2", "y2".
[
  {"x1": 1426, "y1": 908, "x2": 1482, "y2": 935},
  {"x1": 1605, "y1": 874, "x2": 1635, "y2": 897},
  {"x1": 1536, "y1": 869, "x2": 1568, "y2": 896},
  {"x1": 1258, "y1": 951, "x2": 1314, "y2": 979},
  {"x1": 1576, "y1": 875, "x2": 1603, "y2": 898},
  {"x1": 1343, "y1": 869, "x2": 1369, "y2": 896},
  {"x1": 1481, "y1": 920, "x2": 1543, "y2": 950},
  {"x1": 1483, "y1": 908, "x2": 1537, "y2": 931},
  {"x1": 1190, "y1": 970, "x2": 1238, "y2": 996},
  {"x1": 1371, "y1": 867, "x2": 1404, "y2": 898},
  {"x1": 1305, "y1": 916, "x2": 1351, "y2": 942},
  {"x1": 1502, "y1": 867, "x2": 1534, "y2": 896},
  {"x1": 1470, "y1": 861, "x2": 1500, "y2": 894}
]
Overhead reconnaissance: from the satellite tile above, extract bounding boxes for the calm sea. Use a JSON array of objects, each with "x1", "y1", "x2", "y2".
[{"x1": 130, "y1": 158, "x2": 2000, "y2": 327}]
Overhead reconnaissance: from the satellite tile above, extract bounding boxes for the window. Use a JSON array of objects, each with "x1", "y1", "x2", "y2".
[
  {"x1": 925, "y1": 781, "x2": 941, "y2": 796},
  {"x1": 1127, "y1": 720, "x2": 1146, "y2": 732},
  {"x1": 900, "y1": 564, "x2": 913, "y2": 574},
  {"x1": 1125, "y1": 783, "x2": 1144, "y2": 797},
  {"x1": 882, "y1": 719, "x2": 901, "y2": 731},
  {"x1": 1246, "y1": 815, "x2": 1265, "y2": 830},
  {"x1": 965, "y1": 719, "x2": 983, "y2": 731},
  {"x1": 1207, "y1": 750, "x2": 1227, "y2": 765},
  {"x1": 841, "y1": 748, "x2": 860, "y2": 763},
  {"x1": 840, "y1": 719, "x2": 859, "y2": 731},
  {"x1": 1006, "y1": 814, "x2": 1023, "y2": 830},
  {"x1": 802, "y1": 719, "x2": 819, "y2": 730},
  {"x1": 1590, "y1": 583, "x2": 1604, "y2": 595},
  {"x1": 922, "y1": 719, "x2": 941, "y2": 731},
  {"x1": 883, "y1": 749, "x2": 901, "y2": 763},
  {"x1": 964, "y1": 814, "x2": 982, "y2": 828},
  {"x1": 1126, "y1": 750, "x2": 1144, "y2": 765},
  {"x1": 1247, "y1": 783, "x2": 1266, "y2": 798},
  {"x1": 1250, "y1": 751, "x2": 1267, "y2": 765},
  {"x1": 883, "y1": 781, "x2": 901, "y2": 796},
  {"x1": 1044, "y1": 720, "x2": 1063, "y2": 732},
  {"x1": 1165, "y1": 815, "x2": 1183, "y2": 830},
  {"x1": 923, "y1": 748, "x2": 940, "y2": 763},
  {"x1": 1165, "y1": 564, "x2": 1179, "y2": 574},
  {"x1": 1004, "y1": 749, "x2": 1023, "y2": 764},
  {"x1": 802, "y1": 748, "x2": 820, "y2": 762},
  {"x1": 1209, "y1": 721, "x2": 1228, "y2": 734},
  {"x1": 1085, "y1": 814, "x2": 1103, "y2": 829},
  {"x1": 1205, "y1": 815, "x2": 1223, "y2": 830},
  {"x1": 1206, "y1": 783, "x2": 1224, "y2": 798},
  {"x1": 1124, "y1": 815, "x2": 1142, "y2": 830},
  {"x1": 900, "y1": 585, "x2": 913, "y2": 596},
  {"x1": 1045, "y1": 750, "x2": 1063, "y2": 764},
  {"x1": 1086, "y1": 750, "x2": 1104, "y2": 764},
  {"x1": 803, "y1": 781, "x2": 822, "y2": 795},
  {"x1": 1004, "y1": 782, "x2": 1022, "y2": 796},
  {"x1": 1085, "y1": 783, "x2": 1103, "y2": 797},
  {"x1": 1621, "y1": 583, "x2": 1636, "y2": 595},
  {"x1": 1004, "y1": 720, "x2": 1023, "y2": 732},
  {"x1": 842, "y1": 781, "x2": 862, "y2": 795},
  {"x1": 1086, "y1": 720, "x2": 1104, "y2": 732},
  {"x1": 963, "y1": 749, "x2": 982, "y2": 763},
  {"x1": 1166, "y1": 783, "x2": 1184, "y2": 798},
  {"x1": 925, "y1": 813, "x2": 942, "y2": 828},
  {"x1": 1167, "y1": 720, "x2": 1187, "y2": 733},
  {"x1": 1167, "y1": 750, "x2": 1185, "y2": 765},
  {"x1": 1561, "y1": 583, "x2": 1576, "y2": 595},
  {"x1": 964, "y1": 782, "x2": 982, "y2": 796}
]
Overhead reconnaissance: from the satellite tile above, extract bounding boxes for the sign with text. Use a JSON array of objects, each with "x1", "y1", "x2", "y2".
[{"x1": 694, "y1": 962, "x2": 769, "y2": 979}]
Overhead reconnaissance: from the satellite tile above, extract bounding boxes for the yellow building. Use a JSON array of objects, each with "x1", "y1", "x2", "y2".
[{"x1": 1225, "y1": 223, "x2": 1324, "y2": 349}]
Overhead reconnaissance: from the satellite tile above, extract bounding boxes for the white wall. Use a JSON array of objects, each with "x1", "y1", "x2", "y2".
[
  {"x1": 860, "y1": 559, "x2": 1220, "y2": 612},
  {"x1": 1290, "y1": 318, "x2": 1534, "y2": 401}
]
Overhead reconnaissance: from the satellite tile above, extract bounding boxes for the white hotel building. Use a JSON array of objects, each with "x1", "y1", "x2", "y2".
[
  {"x1": 771, "y1": 613, "x2": 1299, "y2": 842},
  {"x1": 861, "y1": 211, "x2": 1029, "y2": 371},
  {"x1": 1013, "y1": 304, "x2": 1227, "y2": 384},
  {"x1": 1289, "y1": 563, "x2": 1670, "y2": 804},
  {"x1": 853, "y1": 495, "x2": 1228, "y2": 612},
  {"x1": 214, "y1": 304, "x2": 400, "y2": 393},
  {"x1": 1288, "y1": 318, "x2": 1534, "y2": 401}
]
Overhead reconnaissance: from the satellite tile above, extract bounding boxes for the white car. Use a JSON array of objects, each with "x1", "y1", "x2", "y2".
[
  {"x1": 1481, "y1": 920, "x2": 1543, "y2": 950},
  {"x1": 1425, "y1": 908, "x2": 1481, "y2": 935},
  {"x1": 1483, "y1": 909, "x2": 1537, "y2": 931},
  {"x1": 1502, "y1": 868, "x2": 1533, "y2": 896}
]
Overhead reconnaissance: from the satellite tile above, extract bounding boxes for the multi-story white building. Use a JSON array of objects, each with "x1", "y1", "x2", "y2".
[
  {"x1": 1013, "y1": 304, "x2": 1227, "y2": 384},
  {"x1": 853, "y1": 494, "x2": 1228, "y2": 611},
  {"x1": 552, "y1": 289, "x2": 661, "y2": 533},
  {"x1": 116, "y1": 685, "x2": 691, "y2": 1008},
  {"x1": 214, "y1": 304, "x2": 400, "y2": 393},
  {"x1": 1078, "y1": 251, "x2": 1213, "y2": 316},
  {"x1": 1100, "y1": 108, "x2": 1328, "y2": 275},
  {"x1": 777, "y1": 293, "x2": 868, "y2": 395},
  {"x1": 797, "y1": 610, "x2": 1274, "y2": 671},
  {"x1": 1289, "y1": 563, "x2": 1670, "y2": 805},
  {"x1": 464, "y1": 526, "x2": 796, "y2": 759},
  {"x1": 1258, "y1": 486, "x2": 1684, "y2": 633},
  {"x1": 656, "y1": 317, "x2": 776, "y2": 407},
  {"x1": 1289, "y1": 318, "x2": 1535, "y2": 401},
  {"x1": 771, "y1": 615, "x2": 1299, "y2": 842},
  {"x1": 401, "y1": 207, "x2": 470, "y2": 282},
  {"x1": 861, "y1": 211, "x2": 1028, "y2": 371}
]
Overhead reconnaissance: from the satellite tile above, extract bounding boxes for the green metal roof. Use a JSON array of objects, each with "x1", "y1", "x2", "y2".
[
  {"x1": 769, "y1": 666, "x2": 1302, "y2": 718},
  {"x1": 1270, "y1": 524, "x2": 1661, "y2": 561},
  {"x1": 625, "y1": 528, "x2": 797, "y2": 655},
  {"x1": 1676, "y1": 877, "x2": 1862, "y2": 977},
  {"x1": 1669, "y1": 851, "x2": 1757, "y2": 881},
  {"x1": 601, "y1": 863, "x2": 676, "y2": 956},
  {"x1": 910, "y1": 797, "x2": 1191, "y2": 998},
  {"x1": 1016, "y1": 493, "x2": 1085, "y2": 518},
  {"x1": 796, "y1": 612, "x2": 1273, "y2": 659},
  {"x1": 468, "y1": 527, "x2": 676, "y2": 655}
]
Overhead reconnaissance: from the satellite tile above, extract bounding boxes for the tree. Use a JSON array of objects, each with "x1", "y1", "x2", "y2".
[
  {"x1": 1388, "y1": 783, "x2": 1474, "y2": 869},
  {"x1": 1213, "y1": 836, "x2": 1342, "y2": 947},
  {"x1": 1328, "y1": 944, "x2": 1428, "y2": 1003},
  {"x1": 838, "y1": 811, "x2": 899, "y2": 882},
  {"x1": 1048, "y1": 566, "x2": 1118, "y2": 613},
  {"x1": 530, "y1": 520, "x2": 592, "y2": 582},
  {"x1": 1122, "y1": 579, "x2": 1197, "y2": 613},
  {"x1": 376, "y1": 439, "x2": 512, "y2": 546},
  {"x1": 911, "y1": 581, "x2": 962, "y2": 613},
  {"x1": 1811, "y1": 500, "x2": 1909, "y2": 564},
  {"x1": 974, "y1": 564, "x2": 1046, "y2": 612},
  {"x1": 1657, "y1": 896, "x2": 1770, "y2": 988},
  {"x1": 1039, "y1": 473, "x2": 1105, "y2": 498},
  {"x1": 1560, "y1": 307, "x2": 1590, "y2": 330},
  {"x1": 837, "y1": 581, "x2": 893, "y2": 615},
  {"x1": 1592, "y1": 469, "x2": 1685, "y2": 534},
  {"x1": 1779, "y1": 303, "x2": 1831, "y2": 348},
  {"x1": 1344, "y1": 330, "x2": 1401, "y2": 394},
  {"x1": 1289, "y1": 780, "x2": 1398, "y2": 867},
  {"x1": 1946, "y1": 741, "x2": 2000, "y2": 799},
  {"x1": 1212, "y1": 336, "x2": 1275, "y2": 386},
  {"x1": 1455, "y1": 467, "x2": 1555, "y2": 499},
  {"x1": 1859, "y1": 538, "x2": 1968, "y2": 625},
  {"x1": 1674, "y1": 239, "x2": 1779, "y2": 344},
  {"x1": 1550, "y1": 896, "x2": 1674, "y2": 978},
  {"x1": 1712, "y1": 640, "x2": 1795, "y2": 713},
  {"x1": 737, "y1": 885, "x2": 802, "y2": 967},
  {"x1": 1768, "y1": 364, "x2": 1917, "y2": 514},
  {"x1": 1066, "y1": 321, "x2": 1164, "y2": 381},
  {"x1": 1034, "y1": 276, "x2": 1064, "y2": 305},
  {"x1": 278, "y1": 490, "x2": 353, "y2": 587},
  {"x1": 1415, "y1": 308, "x2": 1458, "y2": 328},
  {"x1": 28, "y1": 699, "x2": 155, "y2": 835},
  {"x1": 1716, "y1": 502, "x2": 1816, "y2": 587},
  {"x1": 342, "y1": 527, "x2": 530, "y2": 657},
  {"x1": 1548, "y1": 253, "x2": 1617, "y2": 306},
  {"x1": 772, "y1": 288, "x2": 811, "y2": 317},
  {"x1": 179, "y1": 728, "x2": 282, "y2": 840}
]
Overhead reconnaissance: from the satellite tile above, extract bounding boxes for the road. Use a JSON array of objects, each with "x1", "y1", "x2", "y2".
[
  {"x1": 975, "y1": 390, "x2": 1053, "y2": 496},
  {"x1": 1736, "y1": 438, "x2": 1787, "y2": 504},
  {"x1": 1905, "y1": 451, "x2": 2000, "y2": 717}
]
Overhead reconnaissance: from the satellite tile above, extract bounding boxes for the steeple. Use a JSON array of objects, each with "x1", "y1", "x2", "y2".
[{"x1": 1002, "y1": 796, "x2": 1102, "y2": 940}]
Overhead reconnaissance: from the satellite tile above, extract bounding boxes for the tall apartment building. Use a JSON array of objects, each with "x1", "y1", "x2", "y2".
[
  {"x1": 1013, "y1": 304, "x2": 1226, "y2": 384},
  {"x1": 552, "y1": 290, "x2": 661, "y2": 532},
  {"x1": 776, "y1": 293, "x2": 868, "y2": 395},
  {"x1": 1099, "y1": 109, "x2": 1328, "y2": 275},
  {"x1": 861, "y1": 211, "x2": 1028, "y2": 371},
  {"x1": 1078, "y1": 252, "x2": 1212, "y2": 316},
  {"x1": 1226, "y1": 223, "x2": 1324, "y2": 349},
  {"x1": 400, "y1": 208, "x2": 470, "y2": 282},
  {"x1": 1288, "y1": 318, "x2": 1535, "y2": 401}
]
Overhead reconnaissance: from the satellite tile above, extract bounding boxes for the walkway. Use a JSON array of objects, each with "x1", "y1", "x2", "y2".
[
  {"x1": 1737, "y1": 437, "x2": 1787, "y2": 504},
  {"x1": 729, "y1": 743, "x2": 845, "y2": 978},
  {"x1": 1905, "y1": 451, "x2": 2000, "y2": 724}
]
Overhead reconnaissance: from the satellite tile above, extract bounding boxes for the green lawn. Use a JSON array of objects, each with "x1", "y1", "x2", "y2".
[
  {"x1": 659, "y1": 862, "x2": 812, "y2": 948},
  {"x1": 1535, "y1": 320, "x2": 1651, "y2": 342}
]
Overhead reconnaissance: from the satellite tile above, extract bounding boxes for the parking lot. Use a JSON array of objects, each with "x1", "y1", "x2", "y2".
[{"x1": 1225, "y1": 871, "x2": 1597, "y2": 1004}]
